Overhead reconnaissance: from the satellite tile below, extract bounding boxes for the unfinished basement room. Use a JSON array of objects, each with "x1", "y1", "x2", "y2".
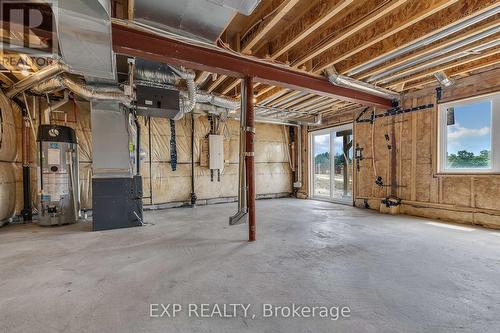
[{"x1": 1, "y1": 0, "x2": 500, "y2": 332}]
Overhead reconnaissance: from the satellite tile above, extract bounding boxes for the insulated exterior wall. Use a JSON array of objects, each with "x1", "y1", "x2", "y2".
[
  {"x1": 0, "y1": 91, "x2": 18, "y2": 224},
  {"x1": 138, "y1": 117, "x2": 292, "y2": 205},
  {"x1": 10, "y1": 99, "x2": 292, "y2": 213},
  {"x1": 315, "y1": 68, "x2": 500, "y2": 229}
]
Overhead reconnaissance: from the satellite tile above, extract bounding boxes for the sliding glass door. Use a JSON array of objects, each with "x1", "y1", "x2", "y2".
[{"x1": 311, "y1": 124, "x2": 353, "y2": 203}]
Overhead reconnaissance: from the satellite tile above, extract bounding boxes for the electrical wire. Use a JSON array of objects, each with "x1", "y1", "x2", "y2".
[
  {"x1": 240, "y1": 5, "x2": 281, "y2": 42},
  {"x1": 370, "y1": 108, "x2": 378, "y2": 179}
]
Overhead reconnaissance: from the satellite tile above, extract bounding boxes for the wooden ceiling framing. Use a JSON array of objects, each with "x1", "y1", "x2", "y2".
[
  {"x1": 1, "y1": 0, "x2": 498, "y2": 121},
  {"x1": 200, "y1": 0, "x2": 500, "y2": 119}
]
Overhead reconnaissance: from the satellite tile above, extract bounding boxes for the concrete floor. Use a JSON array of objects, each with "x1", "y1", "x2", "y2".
[{"x1": 1, "y1": 198, "x2": 500, "y2": 333}]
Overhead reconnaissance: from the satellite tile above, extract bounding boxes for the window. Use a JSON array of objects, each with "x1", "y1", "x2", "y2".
[{"x1": 439, "y1": 93, "x2": 500, "y2": 173}]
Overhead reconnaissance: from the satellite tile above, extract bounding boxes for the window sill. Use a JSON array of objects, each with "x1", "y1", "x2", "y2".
[{"x1": 434, "y1": 172, "x2": 500, "y2": 177}]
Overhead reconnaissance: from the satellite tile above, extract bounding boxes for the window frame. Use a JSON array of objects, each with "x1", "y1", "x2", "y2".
[{"x1": 438, "y1": 92, "x2": 500, "y2": 174}]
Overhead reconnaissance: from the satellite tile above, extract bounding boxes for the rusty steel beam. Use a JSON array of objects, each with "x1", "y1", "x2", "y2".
[{"x1": 112, "y1": 22, "x2": 392, "y2": 109}]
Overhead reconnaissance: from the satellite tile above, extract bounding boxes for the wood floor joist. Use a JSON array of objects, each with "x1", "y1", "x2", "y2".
[
  {"x1": 208, "y1": 0, "x2": 301, "y2": 93},
  {"x1": 291, "y1": 0, "x2": 411, "y2": 68},
  {"x1": 339, "y1": 1, "x2": 500, "y2": 76},
  {"x1": 372, "y1": 34, "x2": 500, "y2": 85},
  {"x1": 311, "y1": 0, "x2": 461, "y2": 73},
  {"x1": 385, "y1": 48, "x2": 500, "y2": 88},
  {"x1": 354, "y1": 17, "x2": 500, "y2": 80},
  {"x1": 241, "y1": 0, "x2": 301, "y2": 53},
  {"x1": 403, "y1": 56, "x2": 500, "y2": 90},
  {"x1": 267, "y1": 0, "x2": 354, "y2": 60},
  {"x1": 113, "y1": 23, "x2": 392, "y2": 107}
]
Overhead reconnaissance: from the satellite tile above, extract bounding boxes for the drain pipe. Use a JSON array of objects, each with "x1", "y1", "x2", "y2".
[
  {"x1": 14, "y1": 100, "x2": 33, "y2": 221},
  {"x1": 134, "y1": 116, "x2": 141, "y2": 175},
  {"x1": 294, "y1": 125, "x2": 303, "y2": 189},
  {"x1": 190, "y1": 113, "x2": 197, "y2": 206},
  {"x1": 229, "y1": 82, "x2": 248, "y2": 226}
]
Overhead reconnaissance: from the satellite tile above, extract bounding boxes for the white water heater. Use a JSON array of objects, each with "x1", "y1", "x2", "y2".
[{"x1": 37, "y1": 125, "x2": 80, "y2": 226}]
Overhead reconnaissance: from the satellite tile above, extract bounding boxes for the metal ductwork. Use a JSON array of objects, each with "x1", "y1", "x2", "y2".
[
  {"x1": 134, "y1": 60, "x2": 240, "y2": 113},
  {"x1": 434, "y1": 72, "x2": 455, "y2": 87},
  {"x1": 132, "y1": 0, "x2": 261, "y2": 42},
  {"x1": 59, "y1": 75, "x2": 132, "y2": 105},
  {"x1": 28, "y1": 73, "x2": 131, "y2": 105},
  {"x1": 324, "y1": 67, "x2": 400, "y2": 101},
  {"x1": 57, "y1": 0, "x2": 116, "y2": 79},
  {"x1": 206, "y1": 0, "x2": 262, "y2": 15},
  {"x1": 134, "y1": 61, "x2": 180, "y2": 86},
  {"x1": 6, "y1": 62, "x2": 69, "y2": 98},
  {"x1": 196, "y1": 91, "x2": 241, "y2": 110}
]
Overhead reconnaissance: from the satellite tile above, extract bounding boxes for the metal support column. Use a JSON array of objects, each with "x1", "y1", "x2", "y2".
[{"x1": 245, "y1": 77, "x2": 256, "y2": 242}]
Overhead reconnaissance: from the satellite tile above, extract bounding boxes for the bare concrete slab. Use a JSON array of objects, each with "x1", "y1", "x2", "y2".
[{"x1": 1, "y1": 198, "x2": 499, "y2": 332}]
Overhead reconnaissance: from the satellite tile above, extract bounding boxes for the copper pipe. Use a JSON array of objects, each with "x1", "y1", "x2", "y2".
[{"x1": 245, "y1": 77, "x2": 256, "y2": 242}]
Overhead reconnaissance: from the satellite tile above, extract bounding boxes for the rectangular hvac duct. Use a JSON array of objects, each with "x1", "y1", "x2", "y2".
[
  {"x1": 90, "y1": 100, "x2": 133, "y2": 178},
  {"x1": 57, "y1": 0, "x2": 116, "y2": 79},
  {"x1": 207, "y1": 0, "x2": 262, "y2": 15},
  {"x1": 132, "y1": 0, "x2": 260, "y2": 42}
]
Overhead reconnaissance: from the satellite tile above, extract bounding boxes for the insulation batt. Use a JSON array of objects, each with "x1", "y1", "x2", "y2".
[
  {"x1": 0, "y1": 90, "x2": 18, "y2": 223},
  {"x1": 10, "y1": 100, "x2": 293, "y2": 212}
]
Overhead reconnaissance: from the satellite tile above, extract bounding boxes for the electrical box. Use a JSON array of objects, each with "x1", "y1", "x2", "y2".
[{"x1": 208, "y1": 134, "x2": 224, "y2": 170}]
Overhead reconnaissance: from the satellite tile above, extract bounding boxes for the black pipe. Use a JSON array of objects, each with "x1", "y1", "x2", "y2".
[
  {"x1": 190, "y1": 113, "x2": 197, "y2": 206},
  {"x1": 15, "y1": 99, "x2": 32, "y2": 221},
  {"x1": 134, "y1": 116, "x2": 141, "y2": 175},
  {"x1": 148, "y1": 118, "x2": 153, "y2": 204}
]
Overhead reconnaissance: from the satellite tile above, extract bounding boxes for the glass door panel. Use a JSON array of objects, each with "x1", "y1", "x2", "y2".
[
  {"x1": 312, "y1": 133, "x2": 330, "y2": 197},
  {"x1": 311, "y1": 124, "x2": 353, "y2": 204},
  {"x1": 333, "y1": 129, "x2": 353, "y2": 202}
]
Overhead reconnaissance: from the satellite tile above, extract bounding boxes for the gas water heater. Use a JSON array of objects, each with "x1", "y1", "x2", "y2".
[{"x1": 37, "y1": 125, "x2": 80, "y2": 226}]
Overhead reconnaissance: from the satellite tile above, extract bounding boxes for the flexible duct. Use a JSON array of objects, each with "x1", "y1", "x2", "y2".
[
  {"x1": 196, "y1": 91, "x2": 240, "y2": 109},
  {"x1": 30, "y1": 78, "x2": 65, "y2": 95},
  {"x1": 29, "y1": 75, "x2": 131, "y2": 105},
  {"x1": 135, "y1": 65, "x2": 180, "y2": 85},
  {"x1": 25, "y1": 62, "x2": 237, "y2": 117},
  {"x1": 325, "y1": 67, "x2": 400, "y2": 100},
  {"x1": 6, "y1": 62, "x2": 69, "y2": 98},
  {"x1": 168, "y1": 65, "x2": 196, "y2": 118},
  {"x1": 59, "y1": 75, "x2": 132, "y2": 105}
]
